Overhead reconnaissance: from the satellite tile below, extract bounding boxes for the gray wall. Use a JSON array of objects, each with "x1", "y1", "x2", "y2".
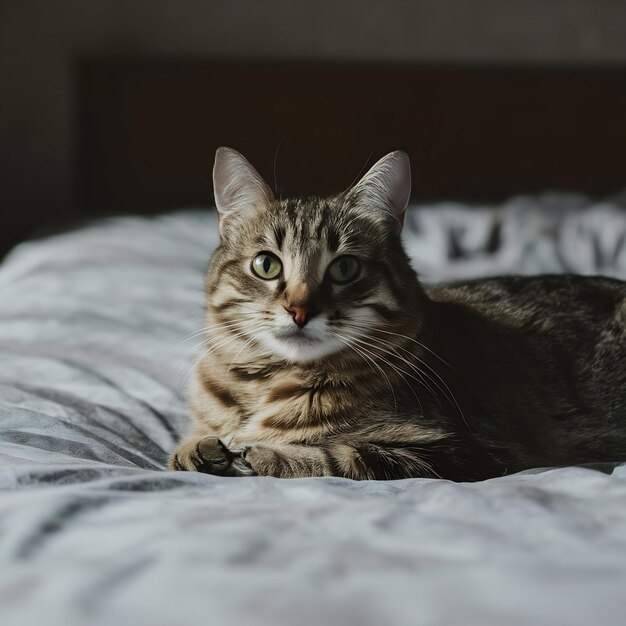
[{"x1": 1, "y1": 0, "x2": 626, "y2": 244}]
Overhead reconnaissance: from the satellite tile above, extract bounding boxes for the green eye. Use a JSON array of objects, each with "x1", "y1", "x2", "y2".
[
  {"x1": 328, "y1": 255, "x2": 361, "y2": 284},
  {"x1": 252, "y1": 252, "x2": 282, "y2": 280}
]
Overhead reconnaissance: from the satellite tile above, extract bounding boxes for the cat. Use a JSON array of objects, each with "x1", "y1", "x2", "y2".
[{"x1": 169, "y1": 147, "x2": 626, "y2": 480}]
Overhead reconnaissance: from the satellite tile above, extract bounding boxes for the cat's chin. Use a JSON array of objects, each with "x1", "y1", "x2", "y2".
[{"x1": 262, "y1": 331, "x2": 344, "y2": 364}]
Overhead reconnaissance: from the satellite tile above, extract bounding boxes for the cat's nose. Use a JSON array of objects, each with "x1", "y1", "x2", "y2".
[{"x1": 284, "y1": 305, "x2": 310, "y2": 328}]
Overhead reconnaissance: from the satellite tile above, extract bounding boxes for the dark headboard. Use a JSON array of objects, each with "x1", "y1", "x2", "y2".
[{"x1": 77, "y1": 60, "x2": 626, "y2": 214}]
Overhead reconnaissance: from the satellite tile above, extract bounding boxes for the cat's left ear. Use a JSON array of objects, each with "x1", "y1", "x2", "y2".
[
  {"x1": 213, "y1": 147, "x2": 275, "y2": 237},
  {"x1": 346, "y1": 151, "x2": 411, "y2": 234}
]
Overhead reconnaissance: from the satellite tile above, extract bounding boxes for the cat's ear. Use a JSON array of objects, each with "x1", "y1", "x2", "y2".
[
  {"x1": 213, "y1": 147, "x2": 275, "y2": 237},
  {"x1": 346, "y1": 151, "x2": 411, "y2": 233}
]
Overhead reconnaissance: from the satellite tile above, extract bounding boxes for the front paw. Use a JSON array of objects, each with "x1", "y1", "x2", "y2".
[
  {"x1": 241, "y1": 445, "x2": 283, "y2": 477},
  {"x1": 169, "y1": 437, "x2": 237, "y2": 475}
]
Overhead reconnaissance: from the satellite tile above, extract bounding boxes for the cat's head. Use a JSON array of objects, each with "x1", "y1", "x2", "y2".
[{"x1": 206, "y1": 147, "x2": 424, "y2": 364}]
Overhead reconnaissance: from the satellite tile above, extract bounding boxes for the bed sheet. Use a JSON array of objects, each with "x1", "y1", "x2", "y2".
[{"x1": 1, "y1": 193, "x2": 626, "y2": 625}]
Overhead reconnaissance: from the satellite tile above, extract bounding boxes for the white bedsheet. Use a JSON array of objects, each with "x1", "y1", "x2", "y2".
[{"x1": 1, "y1": 193, "x2": 625, "y2": 625}]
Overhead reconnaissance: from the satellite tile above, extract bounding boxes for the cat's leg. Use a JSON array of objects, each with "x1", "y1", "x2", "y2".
[
  {"x1": 239, "y1": 441, "x2": 440, "y2": 479},
  {"x1": 170, "y1": 440, "x2": 333, "y2": 477},
  {"x1": 240, "y1": 443, "x2": 331, "y2": 478},
  {"x1": 170, "y1": 436, "x2": 447, "y2": 479},
  {"x1": 169, "y1": 364, "x2": 248, "y2": 473}
]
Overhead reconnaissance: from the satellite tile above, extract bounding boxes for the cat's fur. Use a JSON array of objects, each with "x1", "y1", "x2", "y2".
[{"x1": 169, "y1": 147, "x2": 626, "y2": 480}]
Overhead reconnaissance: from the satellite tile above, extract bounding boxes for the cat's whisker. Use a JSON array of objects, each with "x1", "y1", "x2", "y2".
[
  {"x1": 173, "y1": 320, "x2": 252, "y2": 368},
  {"x1": 174, "y1": 323, "x2": 265, "y2": 393},
  {"x1": 273, "y1": 137, "x2": 285, "y2": 201},
  {"x1": 226, "y1": 326, "x2": 269, "y2": 374},
  {"x1": 340, "y1": 321, "x2": 470, "y2": 431},
  {"x1": 172, "y1": 336, "x2": 216, "y2": 384},
  {"x1": 338, "y1": 330, "x2": 426, "y2": 415},
  {"x1": 353, "y1": 319, "x2": 468, "y2": 382},
  {"x1": 341, "y1": 323, "x2": 440, "y2": 396},
  {"x1": 179, "y1": 314, "x2": 256, "y2": 334},
  {"x1": 330, "y1": 332, "x2": 378, "y2": 380},
  {"x1": 202, "y1": 323, "x2": 266, "y2": 359},
  {"x1": 229, "y1": 304, "x2": 265, "y2": 315},
  {"x1": 344, "y1": 331, "x2": 435, "y2": 399},
  {"x1": 330, "y1": 332, "x2": 397, "y2": 414},
  {"x1": 342, "y1": 319, "x2": 465, "y2": 408},
  {"x1": 330, "y1": 330, "x2": 398, "y2": 414},
  {"x1": 363, "y1": 347, "x2": 424, "y2": 416},
  {"x1": 346, "y1": 149, "x2": 375, "y2": 190},
  {"x1": 158, "y1": 317, "x2": 254, "y2": 365},
  {"x1": 175, "y1": 337, "x2": 240, "y2": 394},
  {"x1": 176, "y1": 317, "x2": 258, "y2": 346}
]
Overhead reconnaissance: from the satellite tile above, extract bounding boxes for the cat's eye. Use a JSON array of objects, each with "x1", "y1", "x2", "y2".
[
  {"x1": 328, "y1": 255, "x2": 361, "y2": 284},
  {"x1": 251, "y1": 252, "x2": 282, "y2": 280}
]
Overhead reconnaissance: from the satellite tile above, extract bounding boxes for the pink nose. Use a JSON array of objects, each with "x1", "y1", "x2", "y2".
[{"x1": 284, "y1": 305, "x2": 309, "y2": 328}]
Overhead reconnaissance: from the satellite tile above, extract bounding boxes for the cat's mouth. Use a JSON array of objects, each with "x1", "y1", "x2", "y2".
[
  {"x1": 272, "y1": 327, "x2": 321, "y2": 344},
  {"x1": 263, "y1": 325, "x2": 344, "y2": 363}
]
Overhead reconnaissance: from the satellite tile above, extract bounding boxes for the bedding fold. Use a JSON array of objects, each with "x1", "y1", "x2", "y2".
[{"x1": 1, "y1": 194, "x2": 625, "y2": 625}]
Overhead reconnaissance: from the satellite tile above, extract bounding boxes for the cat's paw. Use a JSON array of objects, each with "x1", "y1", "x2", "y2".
[
  {"x1": 169, "y1": 437, "x2": 238, "y2": 475},
  {"x1": 241, "y1": 445, "x2": 283, "y2": 477}
]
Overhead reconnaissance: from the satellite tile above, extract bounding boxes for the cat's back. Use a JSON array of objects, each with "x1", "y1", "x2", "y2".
[
  {"x1": 427, "y1": 274, "x2": 626, "y2": 328},
  {"x1": 426, "y1": 274, "x2": 626, "y2": 467},
  {"x1": 426, "y1": 273, "x2": 626, "y2": 384}
]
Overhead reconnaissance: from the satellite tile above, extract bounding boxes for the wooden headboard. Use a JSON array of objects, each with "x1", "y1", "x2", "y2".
[{"x1": 77, "y1": 60, "x2": 626, "y2": 213}]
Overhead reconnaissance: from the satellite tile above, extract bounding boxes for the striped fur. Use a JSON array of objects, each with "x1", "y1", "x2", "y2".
[{"x1": 169, "y1": 149, "x2": 626, "y2": 480}]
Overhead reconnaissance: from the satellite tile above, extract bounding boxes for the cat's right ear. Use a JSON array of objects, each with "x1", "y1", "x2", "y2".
[{"x1": 213, "y1": 147, "x2": 275, "y2": 237}]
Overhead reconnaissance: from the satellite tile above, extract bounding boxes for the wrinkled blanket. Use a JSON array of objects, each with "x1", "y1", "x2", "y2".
[{"x1": 1, "y1": 193, "x2": 626, "y2": 625}]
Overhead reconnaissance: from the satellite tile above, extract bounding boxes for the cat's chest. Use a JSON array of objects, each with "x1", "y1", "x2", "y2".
[{"x1": 231, "y1": 369, "x2": 359, "y2": 445}]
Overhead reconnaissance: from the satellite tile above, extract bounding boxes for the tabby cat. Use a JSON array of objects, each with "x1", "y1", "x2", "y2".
[{"x1": 169, "y1": 147, "x2": 626, "y2": 480}]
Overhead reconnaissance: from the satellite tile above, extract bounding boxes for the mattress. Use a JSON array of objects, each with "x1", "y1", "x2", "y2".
[{"x1": 1, "y1": 192, "x2": 626, "y2": 625}]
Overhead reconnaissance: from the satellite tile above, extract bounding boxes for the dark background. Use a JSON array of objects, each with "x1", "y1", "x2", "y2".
[{"x1": 2, "y1": 1, "x2": 626, "y2": 259}]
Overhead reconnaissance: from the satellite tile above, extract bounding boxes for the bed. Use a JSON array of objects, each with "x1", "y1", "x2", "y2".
[{"x1": 1, "y1": 193, "x2": 626, "y2": 625}]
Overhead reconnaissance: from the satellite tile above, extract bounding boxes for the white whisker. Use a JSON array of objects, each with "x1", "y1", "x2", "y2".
[
  {"x1": 330, "y1": 330, "x2": 398, "y2": 414},
  {"x1": 173, "y1": 321, "x2": 266, "y2": 393},
  {"x1": 340, "y1": 320, "x2": 470, "y2": 432}
]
